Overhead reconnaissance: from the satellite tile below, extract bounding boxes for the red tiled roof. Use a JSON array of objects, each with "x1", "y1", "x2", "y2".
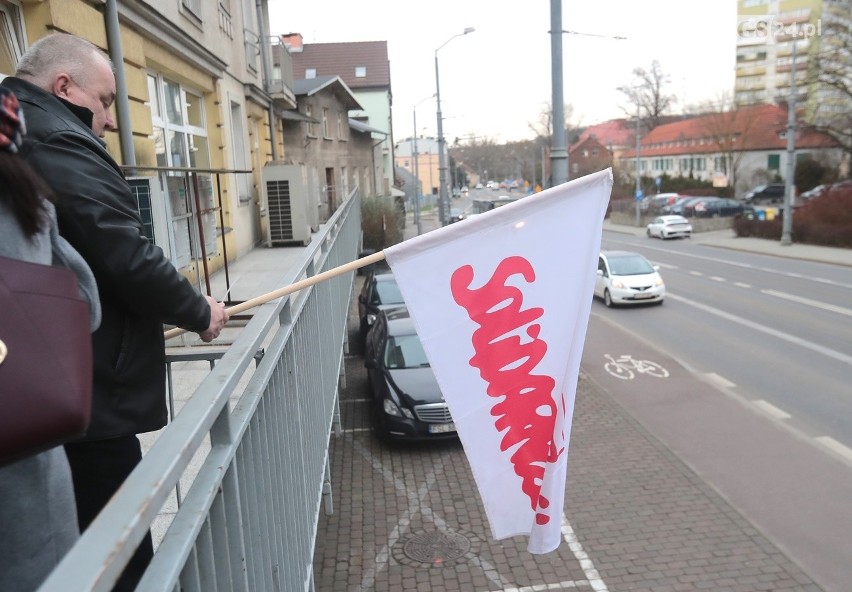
[
  {"x1": 290, "y1": 41, "x2": 391, "y2": 91},
  {"x1": 577, "y1": 119, "x2": 634, "y2": 148},
  {"x1": 569, "y1": 135, "x2": 609, "y2": 154},
  {"x1": 626, "y1": 104, "x2": 839, "y2": 157}
]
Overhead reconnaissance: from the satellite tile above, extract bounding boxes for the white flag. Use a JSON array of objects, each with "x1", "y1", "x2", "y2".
[{"x1": 384, "y1": 169, "x2": 612, "y2": 554}]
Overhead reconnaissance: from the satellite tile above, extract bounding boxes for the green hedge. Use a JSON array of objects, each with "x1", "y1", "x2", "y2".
[
  {"x1": 733, "y1": 186, "x2": 852, "y2": 248},
  {"x1": 361, "y1": 196, "x2": 404, "y2": 251}
]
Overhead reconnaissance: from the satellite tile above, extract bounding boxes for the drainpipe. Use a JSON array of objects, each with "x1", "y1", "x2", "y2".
[
  {"x1": 256, "y1": 0, "x2": 278, "y2": 160},
  {"x1": 104, "y1": 0, "x2": 136, "y2": 167}
]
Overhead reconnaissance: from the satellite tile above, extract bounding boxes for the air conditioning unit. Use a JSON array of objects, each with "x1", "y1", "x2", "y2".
[{"x1": 262, "y1": 163, "x2": 312, "y2": 246}]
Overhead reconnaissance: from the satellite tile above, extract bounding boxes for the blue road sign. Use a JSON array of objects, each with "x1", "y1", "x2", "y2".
[{"x1": 635, "y1": 189, "x2": 644, "y2": 201}]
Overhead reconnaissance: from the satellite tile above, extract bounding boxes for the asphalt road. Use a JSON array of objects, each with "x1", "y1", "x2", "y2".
[
  {"x1": 599, "y1": 230, "x2": 852, "y2": 448},
  {"x1": 586, "y1": 230, "x2": 852, "y2": 591}
]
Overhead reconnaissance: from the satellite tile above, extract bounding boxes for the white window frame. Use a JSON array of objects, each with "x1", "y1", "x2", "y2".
[
  {"x1": 0, "y1": 0, "x2": 26, "y2": 79},
  {"x1": 181, "y1": 0, "x2": 201, "y2": 17},
  {"x1": 355, "y1": 66, "x2": 366, "y2": 78},
  {"x1": 218, "y1": 0, "x2": 233, "y2": 38},
  {"x1": 229, "y1": 98, "x2": 251, "y2": 204},
  {"x1": 241, "y1": 0, "x2": 259, "y2": 74},
  {"x1": 305, "y1": 68, "x2": 316, "y2": 79},
  {"x1": 148, "y1": 73, "x2": 208, "y2": 168},
  {"x1": 146, "y1": 72, "x2": 216, "y2": 268}
]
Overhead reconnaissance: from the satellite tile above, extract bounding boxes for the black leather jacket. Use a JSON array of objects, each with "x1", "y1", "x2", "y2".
[{"x1": 1, "y1": 77, "x2": 210, "y2": 440}]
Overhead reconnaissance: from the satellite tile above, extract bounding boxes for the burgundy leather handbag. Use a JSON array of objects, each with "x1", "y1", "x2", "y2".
[{"x1": 0, "y1": 254, "x2": 92, "y2": 467}]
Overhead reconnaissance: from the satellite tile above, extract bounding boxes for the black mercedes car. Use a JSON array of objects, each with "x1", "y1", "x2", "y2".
[{"x1": 363, "y1": 306, "x2": 457, "y2": 441}]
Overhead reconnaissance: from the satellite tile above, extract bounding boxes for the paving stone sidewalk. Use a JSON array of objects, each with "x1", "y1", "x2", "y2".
[{"x1": 310, "y1": 266, "x2": 822, "y2": 592}]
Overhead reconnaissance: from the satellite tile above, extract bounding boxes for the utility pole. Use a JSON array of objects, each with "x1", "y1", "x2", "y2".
[
  {"x1": 635, "y1": 102, "x2": 642, "y2": 226},
  {"x1": 412, "y1": 95, "x2": 434, "y2": 236},
  {"x1": 549, "y1": 0, "x2": 568, "y2": 187},
  {"x1": 412, "y1": 120, "x2": 422, "y2": 236},
  {"x1": 781, "y1": 41, "x2": 798, "y2": 246},
  {"x1": 550, "y1": 17, "x2": 627, "y2": 188},
  {"x1": 435, "y1": 28, "x2": 475, "y2": 226}
]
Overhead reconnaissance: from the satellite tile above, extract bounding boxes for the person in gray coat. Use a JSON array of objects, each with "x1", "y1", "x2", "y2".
[
  {"x1": 2, "y1": 33, "x2": 230, "y2": 589},
  {"x1": 0, "y1": 87, "x2": 101, "y2": 591}
]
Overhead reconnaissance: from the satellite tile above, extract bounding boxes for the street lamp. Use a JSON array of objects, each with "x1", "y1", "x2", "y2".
[
  {"x1": 435, "y1": 26, "x2": 475, "y2": 225},
  {"x1": 412, "y1": 94, "x2": 434, "y2": 236}
]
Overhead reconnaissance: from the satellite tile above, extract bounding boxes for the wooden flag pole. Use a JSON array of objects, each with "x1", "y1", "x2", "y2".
[{"x1": 164, "y1": 250, "x2": 387, "y2": 341}]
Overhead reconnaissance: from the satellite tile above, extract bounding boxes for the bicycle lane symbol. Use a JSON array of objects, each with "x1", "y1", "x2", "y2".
[{"x1": 604, "y1": 354, "x2": 670, "y2": 380}]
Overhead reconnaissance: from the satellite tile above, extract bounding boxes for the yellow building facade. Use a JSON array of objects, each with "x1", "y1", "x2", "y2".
[{"x1": 2, "y1": 0, "x2": 295, "y2": 285}]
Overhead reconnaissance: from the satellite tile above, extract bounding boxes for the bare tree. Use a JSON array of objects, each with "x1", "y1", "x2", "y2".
[
  {"x1": 617, "y1": 60, "x2": 677, "y2": 132},
  {"x1": 691, "y1": 95, "x2": 773, "y2": 194},
  {"x1": 808, "y1": 2, "x2": 852, "y2": 170},
  {"x1": 527, "y1": 101, "x2": 580, "y2": 144}
]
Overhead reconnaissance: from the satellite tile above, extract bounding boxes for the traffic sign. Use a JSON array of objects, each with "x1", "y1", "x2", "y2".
[{"x1": 635, "y1": 189, "x2": 644, "y2": 201}]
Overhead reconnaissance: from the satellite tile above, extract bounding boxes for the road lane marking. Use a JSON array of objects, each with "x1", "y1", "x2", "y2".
[
  {"x1": 733, "y1": 282, "x2": 751, "y2": 288},
  {"x1": 815, "y1": 437, "x2": 852, "y2": 464},
  {"x1": 350, "y1": 433, "x2": 609, "y2": 592},
  {"x1": 710, "y1": 276, "x2": 726, "y2": 282},
  {"x1": 501, "y1": 581, "x2": 591, "y2": 590},
  {"x1": 561, "y1": 517, "x2": 608, "y2": 592},
  {"x1": 762, "y1": 289, "x2": 852, "y2": 318},
  {"x1": 689, "y1": 271, "x2": 703, "y2": 276},
  {"x1": 351, "y1": 436, "x2": 516, "y2": 592},
  {"x1": 752, "y1": 400, "x2": 792, "y2": 420},
  {"x1": 703, "y1": 372, "x2": 735, "y2": 389},
  {"x1": 667, "y1": 292, "x2": 852, "y2": 366},
  {"x1": 604, "y1": 236, "x2": 852, "y2": 289}
]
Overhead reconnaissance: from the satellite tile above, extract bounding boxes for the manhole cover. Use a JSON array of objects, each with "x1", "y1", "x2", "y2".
[{"x1": 402, "y1": 530, "x2": 471, "y2": 564}]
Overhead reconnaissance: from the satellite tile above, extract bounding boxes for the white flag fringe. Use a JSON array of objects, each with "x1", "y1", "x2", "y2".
[{"x1": 384, "y1": 169, "x2": 612, "y2": 554}]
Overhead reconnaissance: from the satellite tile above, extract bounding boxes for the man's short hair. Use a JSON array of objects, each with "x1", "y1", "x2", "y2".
[{"x1": 16, "y1": 33, "x2": 114, "y2": 90}]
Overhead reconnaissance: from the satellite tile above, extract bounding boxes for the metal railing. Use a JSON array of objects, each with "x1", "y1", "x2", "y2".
[{"x1": 39, "y1": 190, "x2": 362, "y2": 592}]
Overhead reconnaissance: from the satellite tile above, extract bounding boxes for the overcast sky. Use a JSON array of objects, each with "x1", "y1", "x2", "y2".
[{"x1": 268, "y1": 1, "x2": 738, "y2": 143}]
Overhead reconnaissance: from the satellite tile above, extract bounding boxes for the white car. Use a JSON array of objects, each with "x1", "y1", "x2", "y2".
[
  {"x1": 594, "y1": 251, "x2": 665, "y2": 307},
  {"x1": 646, "y1": 215, "x2": 692, "y2": 240}
]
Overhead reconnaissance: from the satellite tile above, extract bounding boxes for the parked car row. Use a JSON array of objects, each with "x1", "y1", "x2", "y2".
[
  {"x1": 642, "y1": 179, "x2": 845, "y2": 213},
  {"x1": 660, "y1": 196, "x2": 747, "y2": 218},
  {"x1": 641, "y1": 193, "x2": 683, "y2": 212},
  {"x1": 358, "y1": 269, "x2": 457, "y2": 442}
]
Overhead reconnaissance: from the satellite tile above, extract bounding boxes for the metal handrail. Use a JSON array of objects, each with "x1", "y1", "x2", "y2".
[{"x1": 38, "y1": 189, "x2": 362, "y2": 592}]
